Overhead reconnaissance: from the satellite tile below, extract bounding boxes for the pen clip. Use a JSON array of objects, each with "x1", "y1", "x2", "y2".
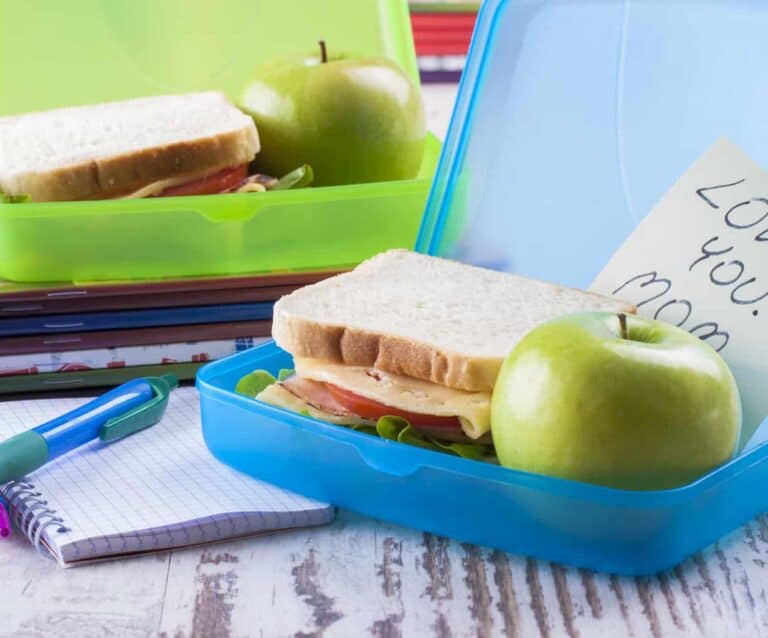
[{"x1": 99, "y1": 374, "x2": 178, "y2": 442}]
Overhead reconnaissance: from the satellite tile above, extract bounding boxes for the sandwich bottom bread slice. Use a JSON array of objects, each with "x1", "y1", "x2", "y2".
[{"x1": 240, "y1": 250, "x2": 635, "y2": 459}]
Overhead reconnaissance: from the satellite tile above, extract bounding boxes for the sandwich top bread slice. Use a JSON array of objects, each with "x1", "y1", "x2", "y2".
[
  {"x1": 273, "y1": 249, "x2": 636, "y2": 393},
  {"x1": 0, "y1": 92, "x2": 260, "y2": 202}
]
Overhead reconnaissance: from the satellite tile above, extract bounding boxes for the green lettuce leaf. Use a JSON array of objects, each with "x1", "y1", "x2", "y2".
[
  {"x1": 271, "y1": 165, "x2": 314, "y2": 190},
  {"x1": 278, "y1": 368, "x2": 295, "y2": 381},
  {"x1": 352, "y1": 423, "x2": 379, "y2": 437},
  {"x1": 375, "y1": 415, "x2": 493, "y2": 459},
  {"x1": 235, "y1": 370, "x2": 276, "y2": 397},
  {"x1": 376, "y1": 415, "x2": 409, "y2": 440},
  {"x1": 428, "y1": 437, "x2": 489, "y2": 461},
  {"x1": 1, "y1": 191, "x2": 30, "y2": 204},
  {"x1": 397, "y1": 424, "x2": 437, "y2": 450}
]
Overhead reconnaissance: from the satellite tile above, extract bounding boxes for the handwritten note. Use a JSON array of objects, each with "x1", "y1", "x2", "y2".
[{"x1": 591, "y1": 139, "x2": 768, "y2": 447}]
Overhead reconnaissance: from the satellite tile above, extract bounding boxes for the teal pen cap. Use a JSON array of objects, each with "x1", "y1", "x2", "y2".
[{"x1": 0, "y1": 431, "x2": 48, "y2": 486}]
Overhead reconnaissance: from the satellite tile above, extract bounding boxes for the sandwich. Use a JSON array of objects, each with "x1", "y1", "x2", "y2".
[
  {"x1": 0, "y1": 92, "x2": 264, "y2": 202},
  {"x1": 241, "y1": 250, "x2": 635, "y2": 458}
]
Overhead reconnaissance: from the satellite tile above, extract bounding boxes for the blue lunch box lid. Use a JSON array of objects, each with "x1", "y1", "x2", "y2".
[{"x1": 417, "y1": 0, "x2": 768, "y2": 290}]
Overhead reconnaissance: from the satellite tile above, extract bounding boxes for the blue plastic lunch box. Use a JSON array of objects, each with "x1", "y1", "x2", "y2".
[{"x1": 198, "y1": 0, "x2": 768, "y2": 575}]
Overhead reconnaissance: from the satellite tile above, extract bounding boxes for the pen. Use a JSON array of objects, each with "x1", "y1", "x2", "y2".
[{"x1": 0, "y1": 374, "x2": 177, "y2": 485}]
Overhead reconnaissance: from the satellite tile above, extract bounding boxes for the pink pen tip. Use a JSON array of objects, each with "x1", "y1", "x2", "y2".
[{"x1": 0, "y1": 503, "x2": 10, "y2": 538}]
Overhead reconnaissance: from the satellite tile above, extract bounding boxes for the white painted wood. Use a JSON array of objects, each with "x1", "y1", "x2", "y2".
[
  {"x1": 6, "y1": 510, "x2": 766, "y2": 637},
  {"x1": 0, "y1": 531, "x2": 169, "y2": 636}
]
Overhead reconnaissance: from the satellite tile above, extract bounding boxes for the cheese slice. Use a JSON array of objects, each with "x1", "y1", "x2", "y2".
[
  {"x1": 235, "y1": 181, "x2": 266, "y2": 193},
  {"x1": 117, "y1": 172, "x2": 208, "y2": 199},
  {"x1": 294, "y1": 358, "x2": 491, "y2": 439}
]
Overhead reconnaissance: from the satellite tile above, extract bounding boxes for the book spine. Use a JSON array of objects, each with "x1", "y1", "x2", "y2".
[
  {"x1": 0, "y1": 479, "x2": 69, "y2": 557},
  {"x1": 0, "y1": 337, "x2": 268, "y2": 377}
]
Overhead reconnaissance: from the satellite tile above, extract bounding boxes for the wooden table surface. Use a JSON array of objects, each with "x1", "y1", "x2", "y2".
[
  {"x1": 3, "y1": 86, "x2": 767, "y2": 638},
  {"x1": 3, "y1": 508, "x2": 768, "y2": 637}
]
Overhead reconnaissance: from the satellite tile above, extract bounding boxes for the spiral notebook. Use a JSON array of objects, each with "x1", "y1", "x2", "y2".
[{"x1": 0, "y1": 387, "x2": 334, "y2": 567}]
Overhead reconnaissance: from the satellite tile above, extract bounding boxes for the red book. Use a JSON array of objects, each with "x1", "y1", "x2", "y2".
[{"x1": 410, "y1": 9, "x2": 477, "y2": 81}]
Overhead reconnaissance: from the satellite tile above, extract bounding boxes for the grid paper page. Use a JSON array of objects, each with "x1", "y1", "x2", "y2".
[{"x1": 0, "y1": 387, "x2": 332, "y2": 562}]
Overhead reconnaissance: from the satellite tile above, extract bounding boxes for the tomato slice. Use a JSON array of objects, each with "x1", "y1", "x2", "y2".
[
  {"x1": 157, "y1": 164, "x2": 248, "y2": 197},
  {"x1": 326, "y1": 383, "x2": 463, "y2": 429}
]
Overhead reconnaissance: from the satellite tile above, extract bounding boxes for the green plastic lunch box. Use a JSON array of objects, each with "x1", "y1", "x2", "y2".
[{"x1": 0, "y1": 0, "x2": 439, "y2": 282}]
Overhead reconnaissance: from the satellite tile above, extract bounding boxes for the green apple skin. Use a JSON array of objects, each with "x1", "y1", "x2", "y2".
[
  {"x1": 490, "y1": 312, "x2": 741, "y2": 490},
  {"x1": 239, "y1": 53, "x2": 426, "y2": 186}
]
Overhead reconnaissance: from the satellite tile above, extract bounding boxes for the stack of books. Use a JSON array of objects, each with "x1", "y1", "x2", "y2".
[
  {"x1": 0, "y1": 271, "x2": 336, "y2": 394},
  {"x1": 410, "y1": 1, "x2": 479, "y2": 83}
]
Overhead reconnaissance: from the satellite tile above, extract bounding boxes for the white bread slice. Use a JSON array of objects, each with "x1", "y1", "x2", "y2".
[
  {"x1": 273, "y1": 250, "x2": 636, "y2": 392},
  {"x1": 0, "y1": 92, "x2": 259, "y2": 202}
]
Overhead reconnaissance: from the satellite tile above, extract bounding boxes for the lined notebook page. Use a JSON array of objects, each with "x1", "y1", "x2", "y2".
[{"x1": 0, "y1": 387, "x2": 332, "y2": 565}]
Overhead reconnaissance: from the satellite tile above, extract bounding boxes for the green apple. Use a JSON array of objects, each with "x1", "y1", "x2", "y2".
[
  {"x1": 491, "y1": 312, "x2": 741, "y2": 490},
  {"x1": 239, "y1": 41, "x2": 426, "y2": 186}
]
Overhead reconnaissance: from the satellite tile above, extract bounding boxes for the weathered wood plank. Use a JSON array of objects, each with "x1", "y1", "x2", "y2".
[
  {"x1": 4, "y1": 509, "x2": 768, "y2": 637},
  {"x1": 0, "y1": 532, "x2": 169, "y2": 637},
  {"x1": 152, "y1": 510, "x2": 768, "y2": 638}
]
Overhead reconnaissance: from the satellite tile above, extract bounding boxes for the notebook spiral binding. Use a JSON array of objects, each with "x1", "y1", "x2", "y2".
[{"x1": 1, "y1": 479, "x2": 71, "y2": 557}]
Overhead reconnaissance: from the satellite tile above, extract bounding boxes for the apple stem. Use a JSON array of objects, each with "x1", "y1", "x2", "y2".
[
  {"x1": 319, "y1": 40, "x2": 328, "y2": 64},
  {"x1": 618, "y1": 313, "x2": 628, "y2": 340}
]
